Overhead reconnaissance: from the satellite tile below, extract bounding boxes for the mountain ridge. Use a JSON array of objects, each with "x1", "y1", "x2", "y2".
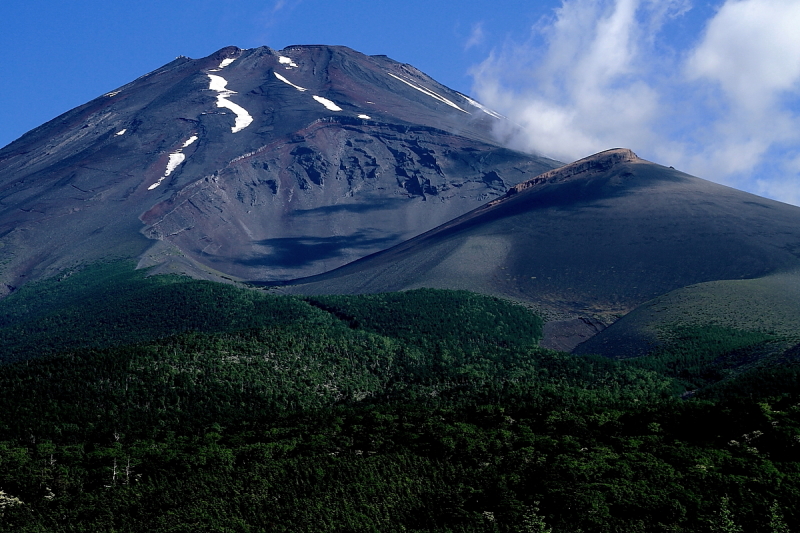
[{"x1": 502, "y1": 147, "x2": 640, "y2": 197}]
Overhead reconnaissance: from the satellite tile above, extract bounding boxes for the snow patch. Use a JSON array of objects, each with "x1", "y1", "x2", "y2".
[
  {"x1": 105, "y1": 91, "x2": 120, "y2": 97},
  {"x1": 208, "y1": 74, "x2": 230, "y2": 92},
  {"x1": 387, "y1": 72, "x2": 468, "y2": 113},
  {"x1": 148, "y1": 136, "x2": 198, "y2": 190},
  {"x1": 115, "y1": 129, "x2": 127, "y2": 136},
  {"x1": 313, "y1": 96, "x2": 342, "y2": 112},
  {"x1": 217, "y1": 100, "x2": 253, "y2": 133},
  {"x1": 163, "y1": 153, "x2": 186, "y2": 177},
  {"x1": 462, "y1": 95, "x2": 504, "y2": 119},
  {"x1": 274, "y1": 72, "x2": 307, "y2": 91},
  {"x1": 218, "y1": 57, "x2": 236, "y2": 69},
  {"x1": 279, "y1": 56, "x2": 298, "y2": 68},
  {"x1": 358, "y1": 114, "x2": 371, "y2": 119},
  {"x1": 207, "y1": 74, "x2": 254, "y2": 133}
]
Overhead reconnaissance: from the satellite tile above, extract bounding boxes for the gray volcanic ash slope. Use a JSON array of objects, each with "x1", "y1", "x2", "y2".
[
  {"x1": 281, "y1": 149, "x2": 800, "y2": 348},
  {"x1": 0, "y1": 45, "x2": 558, "y2": 292}
]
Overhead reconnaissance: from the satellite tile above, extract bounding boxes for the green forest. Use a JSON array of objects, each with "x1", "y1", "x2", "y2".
[{"x1": 1, "y1": 262, "x2": 799, "y2": 532}]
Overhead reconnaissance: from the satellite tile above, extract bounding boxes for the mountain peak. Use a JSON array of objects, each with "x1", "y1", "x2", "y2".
[
  {"x1": 0, "y1": 44, "x2": 558, "y2": 290},
  {"x1": 503, "y1": 148, "x2": 640, "y2": 198}
]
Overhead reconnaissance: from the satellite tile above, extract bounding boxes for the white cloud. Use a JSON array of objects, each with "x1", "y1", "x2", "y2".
[
  {"x1": 470, "y1": 0, "x2": 800, "y2": 206},
  {"x1": 471, "y1": 0, "x2": 678, "y2": 162},
  {"x1": 465, "y1": 22, "x2": 485, "y2": 50},
  {"x1": 678, "y1": 0, "x2": 800, "y2": 198},
  {"x1": 686, "y1": 0, "x2": 800, "y2": 111}
]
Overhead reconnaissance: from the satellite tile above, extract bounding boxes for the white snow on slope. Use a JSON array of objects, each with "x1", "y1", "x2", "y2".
[
  {"x1": 208, "y1": 74, "x2": 230, "y2": 92},
  {"x1": 461, "y1": 95, "x2": 504, "y2": 119},
  {"x1": 358, "y1": 114, "x2": 371, "y2": 119},
  {"x1": 207, "y1": 74, "x2": 253, "y2": 133},
  {"x1": 163, "y1": 153, "x2": 186, "y2": 177},
  {"x1": 105, "y1": 90, "x2": 120, "y2": 97},
  {"x1": 148, "y1": 135, "x2": 198, "y2": 190},
  {"x1": 115, "y1": 129, "x2": 127, "y2": 136},
  {"x1": 387, "y1": 73, "x2": 468, "y2": 113},
  {"x1": 148, "y1": 154, "x2": 184, "y2": 190},
  {"x1": 217, "y1": 100, "x2": 253, "y2": 133},
  {"x1": 279, "y1": 56, "x2": 298, "y2": 68},
  {"x1": 313, "y1": 96, "x2": 342, "y2": 112},
  {"x1": 209, "y1": 58, "x2": 236, "y2": 72},
  {"x1": 274, "y1": 72, "x2": 307, "y2": 91}
]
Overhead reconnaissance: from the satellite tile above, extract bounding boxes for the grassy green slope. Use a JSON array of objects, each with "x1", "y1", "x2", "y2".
[
  {"x1": 576, "y1": 271, "x2": 800, "y2": 357},
  {"x1": 574, "y1": 272, "x2": 800, "y2": 392}
]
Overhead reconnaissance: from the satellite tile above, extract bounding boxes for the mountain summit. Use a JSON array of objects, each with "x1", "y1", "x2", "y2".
[{"x1": 0, "y1": 45, "x2": 558, "y2": 293}]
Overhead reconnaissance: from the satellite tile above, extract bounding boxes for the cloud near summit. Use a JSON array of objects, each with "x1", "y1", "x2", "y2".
[{"x1": 471, "y1": 0, "x2": 800, "y2": 206}]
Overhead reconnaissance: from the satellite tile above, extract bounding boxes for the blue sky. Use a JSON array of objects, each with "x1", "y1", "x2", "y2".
[{"x1": 2, "y1": 0, "x2": 799, "y2": 205}]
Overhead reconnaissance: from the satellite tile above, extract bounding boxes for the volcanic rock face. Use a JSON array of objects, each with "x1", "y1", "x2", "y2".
[
  {"x1": 139, "y1": 122, "x2": 552, "y2": 280},
  {"x1": 0, "y1": 45, "x2": 559, "y2": 287},
  {"x1": 503, "y1": 148, "x2": 639, "y2": 197}
]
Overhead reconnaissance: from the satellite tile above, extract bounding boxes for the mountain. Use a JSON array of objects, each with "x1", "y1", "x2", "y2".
[
  {"x1": 0, "y1": 45, "x2": 559, "y2": 295},
  {"x1": 4, "y1": 44, "x2": 800, "y2": 356},
  {"x1": 4, "y1": 45, "x2": 800, "y2": 532},
  {"x1": 280, "y1": 148, "x2": 800, "y2": 350}
]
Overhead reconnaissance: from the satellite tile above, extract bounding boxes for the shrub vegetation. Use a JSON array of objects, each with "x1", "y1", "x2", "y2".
[{"x1": 0, "y1": 262, "x2": 798, "y2": 531}]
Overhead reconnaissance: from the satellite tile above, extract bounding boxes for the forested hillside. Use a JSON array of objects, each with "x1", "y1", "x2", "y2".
[{"x1": 1, "y1": 263, "x2": 799, "y2": 532}]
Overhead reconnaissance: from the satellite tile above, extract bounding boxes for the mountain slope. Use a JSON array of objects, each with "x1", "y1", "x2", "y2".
[
  {"x1": 0, "y1": 45, "x2": 559, "y2": 294},
  {"x1": 574, "y1": 270, "x2": 800, "y2": 359},
  {"x1": 280, "y1": 149, "x2": 800, "y2": 347}
]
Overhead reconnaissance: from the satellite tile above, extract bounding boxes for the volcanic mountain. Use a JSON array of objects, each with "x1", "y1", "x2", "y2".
[
  {"x1": 0, "y1": 45, "x2": 558, "y2": 294},
  {"x1": 280, "y1": 148, "x2": 800, "y2": 350},
  {"x1": 4, "y1": 44, "x2": 800, "y2": 356}
]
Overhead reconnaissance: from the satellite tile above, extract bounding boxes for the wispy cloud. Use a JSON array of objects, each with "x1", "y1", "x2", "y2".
[
  {"x1": 253, "y1": 0, "x2": 304, "y2": 46},
  {"x1": 272, "y1": 0, "x2": 291, "y2": 13},
  {"x1": 464, "y1": 22, "x2": 485, "y2": 50},
  {"x1": 470, "y1": 0, "x2": 680, "y2": 162},
  {"x1": 683, "y1": 0, "x2": 800, "y2": 204},
  {"x1": 471, "y1": 0, "x2": 800, "y2": 206}
]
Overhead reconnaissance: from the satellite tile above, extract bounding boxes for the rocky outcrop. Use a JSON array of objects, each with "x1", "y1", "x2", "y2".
[
  {"x1": 503, "y1": 148, "x2": 640, "y2": 197},
  {"x1": 140, "y1": 120, "x2": 556, "y2": 280}
]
